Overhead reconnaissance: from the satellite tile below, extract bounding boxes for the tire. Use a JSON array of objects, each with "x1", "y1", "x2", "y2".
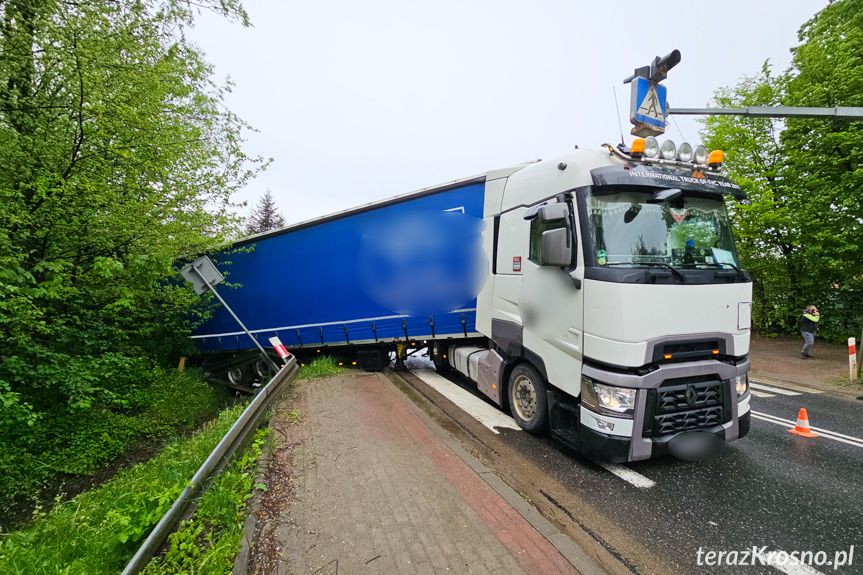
[
  {"x1": 254, "y1": 358, "x2": 276, "y2": 379},
  {"x1": 432, "y1": 342, "x2": 451, "y2": 373},
  {"x1": 508, "y1": 363, "x2": 548, "y2": 433},
  {"x1": 227, "y1": 366, "x2": 246, "y2": 386}
]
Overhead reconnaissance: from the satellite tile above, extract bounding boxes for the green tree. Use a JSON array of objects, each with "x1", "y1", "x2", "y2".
[
  {"x1": 700, "y1": 64, "x2": 800, "y2": 333},
  {"x1": 245, "y1": 188, "x2": 286, "y2": 235},
  {"x1": 782, "y1": 0, "x2": 863, "y2": 336},
  {"x1": 700, "y1": 0, "x2": 863, "y2": 338},
  {"x1": 0, "y1": 0, "x2": 262, "y2": 428}
]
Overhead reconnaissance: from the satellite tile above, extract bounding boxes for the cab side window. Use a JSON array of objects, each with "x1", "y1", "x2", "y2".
[{"x1": 528, "y1": 218, "x2": 568, "y2": 264}]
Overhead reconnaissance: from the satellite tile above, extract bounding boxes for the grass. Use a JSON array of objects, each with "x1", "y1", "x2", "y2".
[
  {"x1": 297, "y1": 356, "x2": 349, "y2": 380},
  {"x1": 823, "y1": 375, "x2": 862, "y2": 389},
  {"x1": 286, "y1": 409, "x2": 301, "y2": 425},
  {"x1": 0, "y1": 402, "x2": 252, "y2": 575},
  {"x1": 0, "y1": 368, "x2": 232, "y2": 524},
  {"x1": 0, "y1": 357, "x2": 346, "y2": 574},
  {"x1": 141, "y1": 427, "x2": 271, "y2": 575}
]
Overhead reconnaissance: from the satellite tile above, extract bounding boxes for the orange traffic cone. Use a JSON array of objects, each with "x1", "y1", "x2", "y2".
[{"x1": 788, "y1": 408, "x2": 819, "y2": 438}]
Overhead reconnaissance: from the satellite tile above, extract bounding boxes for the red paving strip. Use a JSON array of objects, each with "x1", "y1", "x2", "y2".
[{"x1": 360, "y1": 375, "x2": 580, "y2": 574}]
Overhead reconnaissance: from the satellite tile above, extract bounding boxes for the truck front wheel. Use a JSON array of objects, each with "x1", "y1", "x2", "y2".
[{"x1": 508, "y1": 364, "x2": 548, "y2": 433}]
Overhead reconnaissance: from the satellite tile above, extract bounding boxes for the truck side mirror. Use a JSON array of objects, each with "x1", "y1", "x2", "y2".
[
  {"x1": 540, "y1": 228, "x2": 572, "y2": 267},
  {"x1": 536, "y1": 203, "x2": 569, "y2": 222}
]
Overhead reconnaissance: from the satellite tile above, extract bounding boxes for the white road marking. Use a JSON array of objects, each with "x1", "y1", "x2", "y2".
[
  {"x1": 752, "y1": 411, "x2": 863, "y2": 449},
  {"x1": 770, "y1": 557, "x2": 828, "y2": 575},
  {"x1": 750, "y1": 383, "x2": 802, "y2": 396},
  {"x1": 750, "y1": 379, "x2": 823, "y2": 394},
  {"x1": 409, "y1": 369, "x2": 521, "y2": 434},
  {"x1": 597, "y1": 463, "x2": 656, "y2": 488},
  {"x1": 750, "y1": 390, "x2": 776, "y2": 398},
  {"x1": 411, "y1": 369, "x2": 657, "y2": 488}
]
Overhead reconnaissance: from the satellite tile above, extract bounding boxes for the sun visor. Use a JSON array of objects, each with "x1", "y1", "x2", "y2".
[{"x1": 590, "y1": 165, "x2": 746, "y2": 198}]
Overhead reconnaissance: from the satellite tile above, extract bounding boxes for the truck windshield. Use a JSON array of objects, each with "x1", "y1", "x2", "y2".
[{"x1": 584, "y1": 189, "x2": 740, "y2": 269}]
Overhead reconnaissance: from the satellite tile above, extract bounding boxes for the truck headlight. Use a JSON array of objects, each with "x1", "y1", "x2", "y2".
[
  {"x1": 581, "y1": 377, "x2": 637, "y2": 419},
  {"x1": 734, "y1": 374, "x2": 749, "y2": 398}
]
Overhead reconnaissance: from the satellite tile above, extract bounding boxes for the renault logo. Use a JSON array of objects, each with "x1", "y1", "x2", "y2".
[{"x1": 685, "y1": 385, "x2": 697, "y2": 406}]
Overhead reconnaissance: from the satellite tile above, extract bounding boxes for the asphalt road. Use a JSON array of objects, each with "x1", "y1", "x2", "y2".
[{"x1": 401, "y1": 357, "x2": 863, "y2": 575}]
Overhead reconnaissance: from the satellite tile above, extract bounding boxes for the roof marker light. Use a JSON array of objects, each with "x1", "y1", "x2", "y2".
[
  {"x1": 677, "y1": 142, "x2": 693, "y2": 163},
  {"x1": 708, "y1": 150, "x2": 724, "y2": 167},
  {"x1": 694, "y1": 144, "x2": 709, "y2": 164},
  {"x1": 644, "y1": 136, "x2": 659, "y2": 158},
  {"x1": 660, "y1": 140, "x2": 676, "y2": 160}
]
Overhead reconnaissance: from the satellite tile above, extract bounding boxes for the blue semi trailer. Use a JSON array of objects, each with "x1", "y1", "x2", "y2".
[
  {"x1": 193, "y1": 176, "x2": 488, "y2": 365},
  {"x1": 193, "y1": 138, "x2": 754, "y2": 462}
]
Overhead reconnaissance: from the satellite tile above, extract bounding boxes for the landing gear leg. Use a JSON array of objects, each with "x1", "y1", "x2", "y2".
[{"x1": 394, "y1": 343, "x2": 407, "y2": 371}]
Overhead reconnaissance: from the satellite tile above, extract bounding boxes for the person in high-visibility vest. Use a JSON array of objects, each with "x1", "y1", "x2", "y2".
[{"x1": 799, "y1": 305, "x2": 820, "y2": 359}]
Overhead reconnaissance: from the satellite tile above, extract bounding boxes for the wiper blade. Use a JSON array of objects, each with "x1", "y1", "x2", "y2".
[
  {"x1": 696, "y1": 261, "x2": 750, "y2": 280},
  {"x1": 603, "y1": 261, "x2": 687, "y2": 283}
]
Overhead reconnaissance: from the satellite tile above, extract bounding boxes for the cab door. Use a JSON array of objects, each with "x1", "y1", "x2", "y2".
[{"x1": 519, "y1": 198, "x2": 585, "y2": 399}]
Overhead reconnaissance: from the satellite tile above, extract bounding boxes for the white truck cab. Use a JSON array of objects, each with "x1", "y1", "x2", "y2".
[{"x1": 443, "y1": 140, "x2": 752, "y2": 462}]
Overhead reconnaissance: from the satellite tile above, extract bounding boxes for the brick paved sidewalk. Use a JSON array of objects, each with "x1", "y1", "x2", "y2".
[{"x1": 249, "y1": 372, "x2": 589, "y2": 575}]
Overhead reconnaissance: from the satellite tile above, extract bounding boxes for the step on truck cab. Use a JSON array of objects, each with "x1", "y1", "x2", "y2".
[{"x1": 191, "y1": 138, "x2": 751, "y2": 463}]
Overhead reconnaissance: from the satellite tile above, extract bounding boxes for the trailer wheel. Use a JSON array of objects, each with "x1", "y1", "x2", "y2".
[
  {"x1": 227, "y1": 366, "x2": 246, "y2": 386},
  {"x1": 254, "y1": 358, "x2": 275, "y2": 380},
  {"x1": 508, "y1": 364, "x2": 548, "y2": 433}
]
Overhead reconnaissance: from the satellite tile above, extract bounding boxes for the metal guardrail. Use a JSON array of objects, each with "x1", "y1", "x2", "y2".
[{"x1": 121, "y1": 356, "x2": 300, "y2": 575}]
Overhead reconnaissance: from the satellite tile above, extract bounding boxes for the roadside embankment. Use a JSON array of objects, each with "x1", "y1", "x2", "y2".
[
  {"x1": 0, "y1": 356, "x2": 345, "y2": 575},
  {"x1": 0, "y1": 368, "x2": 234, "y2": 529},
  {"x1": 0, "y1": 402, "x2": 252, "y2": 574}
]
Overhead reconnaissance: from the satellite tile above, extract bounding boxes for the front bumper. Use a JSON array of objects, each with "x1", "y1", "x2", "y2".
[
  {"x1": 578, "y1": 412, "x2": 751, "y2": 463},
  {"x1": 576, "y1": 358, "x2": 751, "y2": 462}
]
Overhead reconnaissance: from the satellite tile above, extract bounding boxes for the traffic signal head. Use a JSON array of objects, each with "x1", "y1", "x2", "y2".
[{"x1": 649, "y1": 50, "x2": 681, "y2": 83}]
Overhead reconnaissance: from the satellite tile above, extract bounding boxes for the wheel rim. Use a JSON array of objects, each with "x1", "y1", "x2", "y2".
[
  {"x1": 512, "y1": 375, "x2": 537, "y2": 421},
  {"x1": 227, "y1": 367, "x2": 244, "y2": 386},
  {"x1": 254, "y1": 359, "x2": 272, "y2": 379}
]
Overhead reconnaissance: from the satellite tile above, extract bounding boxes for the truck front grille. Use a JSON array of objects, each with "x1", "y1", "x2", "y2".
[
  {"x1": 643, "y1": 379, "x2": 731, "y2": 438},
  {"x1": 657, "y1": 382, "x2": 722, "y2": 413},
  {"x1": 653, "y1": 405, "x2": 724, "y2": 435}
]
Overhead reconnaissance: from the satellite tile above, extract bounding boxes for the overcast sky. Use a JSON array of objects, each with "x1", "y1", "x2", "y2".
[{"x1": 189, "y1": 0, "x2": 828, "y2": 226}]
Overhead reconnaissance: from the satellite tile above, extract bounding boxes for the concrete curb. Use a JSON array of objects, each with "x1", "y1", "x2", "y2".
[{"x1": 379, "y1": 371, "x2": 607, "y2": 575}]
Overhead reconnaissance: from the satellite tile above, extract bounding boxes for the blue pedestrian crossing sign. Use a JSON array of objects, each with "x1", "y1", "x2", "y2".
[{"x1": 629, "y1": 77, "x2": 667, "y2": 134}]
